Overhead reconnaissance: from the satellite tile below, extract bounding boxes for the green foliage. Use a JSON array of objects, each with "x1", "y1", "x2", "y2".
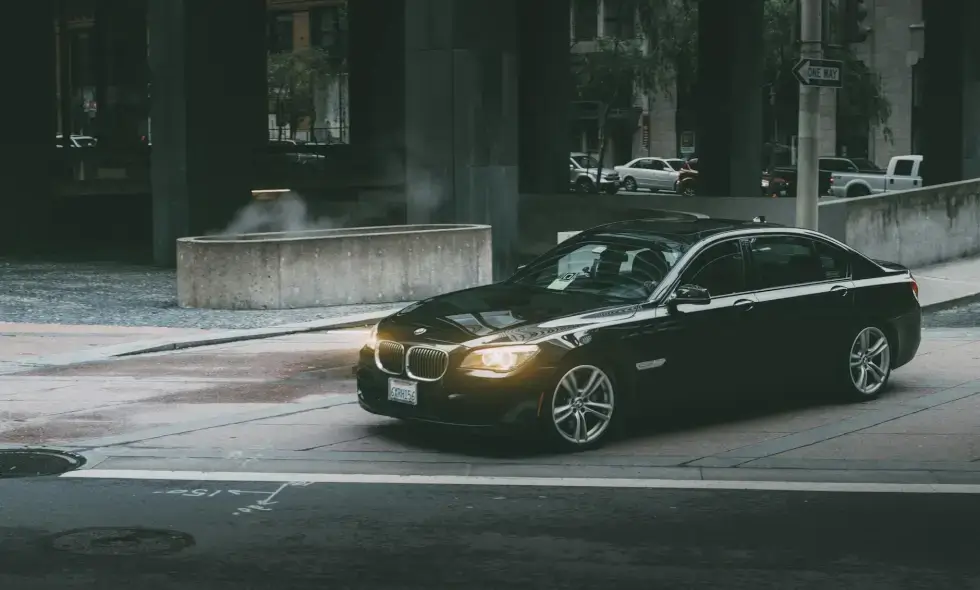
[
  {"x1": 571, "y1": 37, "x2": 661, "y2": 104},
  {"x1": 267, "y1": 47, "x2": 338, "y2": 136},
  {"x1": 581, "y1": 0, "x2": 892, "y2": 138}
]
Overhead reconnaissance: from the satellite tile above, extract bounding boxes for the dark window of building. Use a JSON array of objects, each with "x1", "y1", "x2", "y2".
[
  {"x1": 268, "y1": 12, "x2": 294, "y2": 53},
  {"x1": 604, "y1": 0, "x2": 636, "y2": 38},
  {"x1": 311, "y1": 5, "x2": 347, "y2": 53},
  {"x1": 573, "y1": 0, "x2": 598, "y2": 40}
]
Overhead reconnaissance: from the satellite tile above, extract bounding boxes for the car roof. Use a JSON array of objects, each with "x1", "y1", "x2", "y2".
[{"x1": 587, "y1": 217, "x2": 787, "y2": 244}]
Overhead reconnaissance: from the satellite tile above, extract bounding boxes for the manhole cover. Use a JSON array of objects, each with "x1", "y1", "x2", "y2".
[
  {"x1": 48, "y1": 527, "x2": 195, "y2": 556},
  {"x1": 0, "y1": 449, "x2": 85, "y2": 478}
]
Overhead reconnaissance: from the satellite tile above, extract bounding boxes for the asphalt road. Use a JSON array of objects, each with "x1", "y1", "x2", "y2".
[{"x1": 2, "y1": 477, "x2": 979, "y2": 589}]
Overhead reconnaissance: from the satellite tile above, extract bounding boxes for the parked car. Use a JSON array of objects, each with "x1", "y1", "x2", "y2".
[
  {"x1": 830, "y1": 155, "x2": 923, "y2": 198},
  {"x1": 678, "y1": 158, "x2": 771, "y2": 196},
  {"x1": 55, "y1": 134, "x2": 97, "y2": 148},
  {"x1": 676, "y1": 157, "x2": 699, "y2": 196},
  {"x1": 767, "y1": 157, "x2": 842, "y2": 197},
  {"x1": 356, "y1": 216, "x2": 922, "y2": 450},
  {"x1": 569, "y1": 152, "x2": 620, "y2": 195},
  {"x1": 615, "y1": 157, "x2": 682, "y2": 192}
]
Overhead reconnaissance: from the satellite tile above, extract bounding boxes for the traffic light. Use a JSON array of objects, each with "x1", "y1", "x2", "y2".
[{"x1": 842, "y1": 0, "x2": 872, "y2": 44}]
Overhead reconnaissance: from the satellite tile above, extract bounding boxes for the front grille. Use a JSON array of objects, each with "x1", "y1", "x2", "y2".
[
  {"x1": 406, "y1": 347, "x2": 449, "y2": 381},
  {"x1": 376, "y1": 341, "x2": 405, "y2": 375}
]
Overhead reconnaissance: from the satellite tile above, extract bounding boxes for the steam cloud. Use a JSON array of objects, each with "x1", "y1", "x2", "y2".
[{"x1": 216, "y1": 191, "x2": 349, "y2": 236}]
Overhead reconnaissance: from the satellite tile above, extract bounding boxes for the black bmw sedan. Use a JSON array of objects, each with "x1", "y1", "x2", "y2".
[{"x1": 356, "y1": 217, "x2": 921, "y2": 451}]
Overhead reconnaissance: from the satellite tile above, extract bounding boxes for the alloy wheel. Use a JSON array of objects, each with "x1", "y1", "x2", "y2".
[
  {"x1": 623, "y1": 177, "x2": 637, "y2": 192},
  {"x1": 849, "y1": 327, "x2": 891, "y2": 396},
  {"x1": 551, "y1": 365, "x2": 615, "y2": 446}
]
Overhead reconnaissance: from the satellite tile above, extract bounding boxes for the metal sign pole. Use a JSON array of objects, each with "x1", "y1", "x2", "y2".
[{"x1": 795, "y1": 0, "x2": 822, "y2": 230}]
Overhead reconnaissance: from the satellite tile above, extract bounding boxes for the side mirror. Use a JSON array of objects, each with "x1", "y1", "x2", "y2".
[{"x1": 668, "y1": 284, "x2": 711, "y2": 310}]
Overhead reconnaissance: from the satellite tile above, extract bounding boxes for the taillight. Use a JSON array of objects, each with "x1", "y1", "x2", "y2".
[{"x1": 910, "y1": 275, "x2": 919, "y2": 300}]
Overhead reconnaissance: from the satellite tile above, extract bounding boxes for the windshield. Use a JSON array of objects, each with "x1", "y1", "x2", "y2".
[
  {"x1": 851, "y1": 158, "x2": 882, "y2": 172},
  {"x1": 571, "y1": 155, "x2": 600, "y2": 169},
  {"x1": 509, "y1": 232, "x2": 690, "y2": 301}
]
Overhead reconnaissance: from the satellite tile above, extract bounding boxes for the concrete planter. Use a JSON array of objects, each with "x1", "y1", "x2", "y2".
[{"x1": 176, "y1": 224, "x2": 493, "y2": 309}]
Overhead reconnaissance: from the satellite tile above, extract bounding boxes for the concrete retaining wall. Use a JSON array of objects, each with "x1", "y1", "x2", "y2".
[
  {"x1": 818, "y1": 179, "x2": 980, "y2": 268},
  {"x1": 177, "y1": 224, "x2": 493, "y2": 309}
]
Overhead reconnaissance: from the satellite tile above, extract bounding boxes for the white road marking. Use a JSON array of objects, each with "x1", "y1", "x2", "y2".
[{"x1": 61, "y1": 470, "x2": 980, "y2": 494}]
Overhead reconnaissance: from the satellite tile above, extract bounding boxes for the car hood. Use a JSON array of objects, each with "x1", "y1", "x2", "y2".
[{"x1": 379, "y1": 283, "x2": 641, "y2": 346}]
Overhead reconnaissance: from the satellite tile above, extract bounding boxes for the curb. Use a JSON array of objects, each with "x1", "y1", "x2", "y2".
[
  {"x1": 7, "y1": 305, "x2": 409, "y2": 369},
  {"x1": 920, "y1": 290, "x2": 980, "y2": 312}
]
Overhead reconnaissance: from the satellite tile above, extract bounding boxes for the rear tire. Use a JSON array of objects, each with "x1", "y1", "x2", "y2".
[
  {"x1": 837, "y1": 325, "x2": 892, "y2": 402},
  {"x1": 540, "y1": 362, "x2": 621, "y2": 452},
  {"x1": 847, "y1": 185, "x2": 871, "y2": 198},
  {"x1": 576, "y1": 177, "x2": 595, "y2": 193}
]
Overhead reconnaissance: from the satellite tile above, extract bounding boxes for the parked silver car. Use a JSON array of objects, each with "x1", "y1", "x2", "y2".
[
  {"x1": 570, "y1": 153, "x2": 620, "y2": 194},
  {"x1": 614, "y1": 157, "x2": 683, "y2": 192}
]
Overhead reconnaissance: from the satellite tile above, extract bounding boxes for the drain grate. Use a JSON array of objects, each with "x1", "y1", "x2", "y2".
[
  {"x1": 0, "y1": 449, "x2": 85, "y2": 478},
  {"x1": 48, "y1": 527, "x2": 195, "y2": 556}
]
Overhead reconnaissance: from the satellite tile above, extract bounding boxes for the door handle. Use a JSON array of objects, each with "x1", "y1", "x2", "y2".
[
  {"x1": 830, "y1": 285, "x2": 849, "y2": 296},
  {"x1": 733, "y1": 299, "x2": 755, "y2": 311}
]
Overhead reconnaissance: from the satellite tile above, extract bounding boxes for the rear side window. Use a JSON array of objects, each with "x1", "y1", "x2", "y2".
[
  {"x1": 749, "y1": 236, "x2": 828, "y2": 289},
  {"x1": 893, "y1": 159, "x2": 915, "y2": 176},
  {"x1": 813, "y1": 241, "x2": 850, "y2": 280}
]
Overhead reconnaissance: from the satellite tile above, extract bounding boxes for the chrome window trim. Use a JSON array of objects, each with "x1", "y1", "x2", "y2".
[
  {"x1": 649, "y1": 227, "x2": 863, "y2": 304},
  {"x1": 374, "y1": 340, "x2": 405, "y2": 376},
  {"x1": 405, "y1": 345, "x2": 450, "y2": 382}
]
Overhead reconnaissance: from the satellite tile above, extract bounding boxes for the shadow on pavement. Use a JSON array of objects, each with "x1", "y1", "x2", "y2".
[{"x1": 360, "y1": 388, "x2": 838, "y2": 459}]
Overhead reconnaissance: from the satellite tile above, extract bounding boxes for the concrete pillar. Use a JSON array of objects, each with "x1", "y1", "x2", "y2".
[
  {"x1": 695, "y1": 0, "x2": 764, "y2": 197},
  {"x1": 921, "y1": 0, "x2": 966, "y2": 184},
  {"x1": 148, "y1": 0, "x2": 267, "y2": 265},
  {"x1": 647, "y1": 86, "x2": 678, "y2": 158},
  {"x1": 94, "y1": 0, "x2": 148, "y2": 149},
  {"x1": 0, "y1": 1, "x2": 56, "y2": 254},
  {"x1": 348, "y1": 0, "x2": 406, "y2": 186},
  {"x1": 518, "y1": 0, "x2": 571, "y2": 194},
  {"x1": 404, "y1": 0, "x2": 520, "y2": 278}
]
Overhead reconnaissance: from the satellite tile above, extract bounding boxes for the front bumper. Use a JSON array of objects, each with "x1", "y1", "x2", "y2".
[{"x1": 355, "y1": 347, "x2": 556, "y2": 431}]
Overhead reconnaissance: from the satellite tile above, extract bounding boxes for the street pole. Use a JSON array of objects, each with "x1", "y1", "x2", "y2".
[{"x1": 795, "y1": 0, "x2": 822, "y2": 230}]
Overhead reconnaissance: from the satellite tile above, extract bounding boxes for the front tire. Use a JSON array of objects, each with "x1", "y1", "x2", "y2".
[
  {"x1": 541, "y1": 363, "x2": 619, "y2": 451},
  {"x1": 576, "y1": 177, "x2": 595, "y2": 193},
  {"x1": 838, "y1": 325, "x2": 892, "y2": 401},
  {"x1": 622, "y1": 177, "x2": 637, "y2": 192}
]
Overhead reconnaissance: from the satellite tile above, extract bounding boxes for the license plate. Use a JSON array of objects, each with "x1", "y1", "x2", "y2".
[{"x1": 387, "y1": 378, "x2": 418, "y2": 406}]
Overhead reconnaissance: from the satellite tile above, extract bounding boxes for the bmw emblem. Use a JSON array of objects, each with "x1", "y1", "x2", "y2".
[{"x1": 413, "y1": 327, "x2": 427, "y2": 336}]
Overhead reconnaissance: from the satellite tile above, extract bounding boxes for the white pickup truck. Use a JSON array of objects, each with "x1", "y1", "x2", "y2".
[{"x1": 829, "y1": 155, "x2": 923, "y2": 198}]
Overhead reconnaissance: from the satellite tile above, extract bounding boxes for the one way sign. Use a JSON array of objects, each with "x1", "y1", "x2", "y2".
[{"x1": 793, "y1": 58, "x2": 843, "y2": 88}]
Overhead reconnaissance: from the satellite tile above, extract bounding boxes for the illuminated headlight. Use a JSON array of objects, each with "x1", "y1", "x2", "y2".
[
  {"x1": 460, "y1": 345, "x2": 539, "y2": 373},
  {"x1": 761, "y1": 179, "x2": 770, "y2": 188},
  {"x1": 364, "y1": 323, "x2": 379, "y2": 350}
]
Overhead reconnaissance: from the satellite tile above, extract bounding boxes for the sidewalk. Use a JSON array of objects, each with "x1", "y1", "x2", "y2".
[{"x1": 912, "y1": 256, "x2": 980, "y2": 309}]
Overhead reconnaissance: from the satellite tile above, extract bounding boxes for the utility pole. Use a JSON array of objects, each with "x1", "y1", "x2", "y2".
[{"x1": 795, "y1": 0, "x2": 822, "y2": 230}]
